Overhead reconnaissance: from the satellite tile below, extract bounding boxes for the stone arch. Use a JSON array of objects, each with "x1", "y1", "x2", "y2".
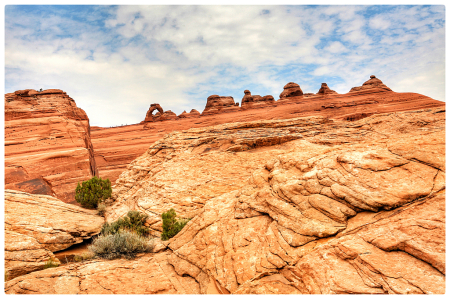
[{"x1": 146, "y1": 104, "x2": 164, "y2": 119}]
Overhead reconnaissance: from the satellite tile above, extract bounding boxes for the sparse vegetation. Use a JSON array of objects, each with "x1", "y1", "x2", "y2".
[
  {"x1": 161, "y1": 208, "x2": 190, "y2": 241},
  {"x1": 5, "y1": 269, "x2": 9, "y2": 282},
  {"x1": 97, "y1": 202, "x2": 107, "y2": 216},
  {"x1": 43, "y1": 257, "x2": 59, "y2": 269},
  {"x1": 101, "y1": 210, "x2": 150, "y2": 237},
  {"x1": 75, "y1": 176, "x2": 112, "y2": 209},
  {"x1": 88, "y1": 230, "x2": 153, "y2": 260},
  {"x1": 73, "y1": 252, "x2": 95, "y2": 262}
]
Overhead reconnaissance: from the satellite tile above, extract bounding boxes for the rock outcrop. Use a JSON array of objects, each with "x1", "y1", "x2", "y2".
[
  {"x1": 5, "y1": 107, "x2": 446, "y2": 294},
  {"x1": 111, "y1": 107, "x2": 445, "y2": 294},
  {"x1": 241, "y1": 90, "x2": 275, "y2": 109},
  {"x1": 178, "y1": 109, "x2": 201, "y2": 119},
  {"x1": 5, "y1": 251, "x2": 228, "y2": 294},
  {"x1": 279, "y1": 82, "x2": 303, "y2": 99},
  {"x1": 350, "y1": 75, "x2": 392, "y2": 93},
  {"x1": 4, "y1": 89, "x2": 98, "y2": 203},
  {"x1": 4, "y1": 190, "x2": 104, "y2": 279},
  {"x1": 142, "y1": 104, "x2": 164, "y2": 122},
  {"x1": 202, "y1": 95, "x2": 239, "y2": 115},
  {"x1": 317, "y1": 83, "x2": 338, "y2": 95},
  {"x1": 91, "y1": 88, "x2": 443, "y2": 185}
]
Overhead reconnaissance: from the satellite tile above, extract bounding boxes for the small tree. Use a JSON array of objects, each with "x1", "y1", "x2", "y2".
[
  {"x1": 75, "y1": 176, "x2": 112, "y2": 209},
  {"x1": 161, "y1": 208, "x2": 190, "y2": 241}
]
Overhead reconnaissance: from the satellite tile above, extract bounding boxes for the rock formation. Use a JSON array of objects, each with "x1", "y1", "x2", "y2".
[
  {"x1": 317, "y1": 83, "x2": 338, "y2": 95},
  {"x1": 111, "y1": 107, "x2": 445, "y2": 294},
  {"x1": 4, "y1": 105, "x2": 446, "y2": 294},
  {"x1": 279, "y1": 82, "x2": 303, "y2": 99},
  {"x1": 350, "y1": 75, "x2": 392, "y2": 93},
  {"x1": 142, "y1": 103, "x2": 164, "y2": 122},
  {"x1": 4, "y1": 190, "x2": 104, "y2": 279},
  {"x1": 91, "y1": 87, "x2": 443, "y2": 185},
  {"x1": 241, "y1": 90, "x2": 275, "y2": 109},
  {"x1": 4, "y1": 89, "x2": 98, "y2": 203},
  {"x1": 202, "y1": 95, "x2": 239, "y2": 115},
  {"x1": 178, "y1": 109, "x2": 201, "y2": 119}
]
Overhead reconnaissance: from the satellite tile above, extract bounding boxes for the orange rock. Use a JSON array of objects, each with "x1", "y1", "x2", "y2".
[
  {"x1": 4, "y1": 89, "x2": 98, "y2": 203},
  {"x1": 279, "y1": 82, "x2": 303, "y2": 99},
  {"x1": 350, "y1": 75, "x2": 392, "y2": 93}
]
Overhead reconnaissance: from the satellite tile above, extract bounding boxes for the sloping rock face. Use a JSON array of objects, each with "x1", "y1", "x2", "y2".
[
  {"x1": 91, "y1": 87, "x2": 443, "y2": 185},
  {"x1": 350, "y1": 75, "x2": 392, "y2": 93},
  {"x1": 114, "y1": 107, "x2": 445, "y2": 294},
  {"x1": 5, "y1": 251, "x2": 225, "y2": 294},
  {"x1": 7, "y1": 107, "x2": 445, "y2": 294},
  {"x1": 4, "y1": 89, "x2": 98, "y2": 203},
  {"x1": 317, "y1": 83, "x2": 338, "y2": 95},
  {"x1": 279, "y1": 82, "x2": 303, "y2": 99},
  {"x1": 4, "y1": 190, "x2": 104, "y2": 279}
]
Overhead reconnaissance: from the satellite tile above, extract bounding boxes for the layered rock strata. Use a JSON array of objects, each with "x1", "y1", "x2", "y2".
[
  {"x1": 4, "y1": 89, "x2": 98, "y2": 203},
  {"x1": 91, "y1": 89, "x2": 443, "y2": 184},
  {"x1": 112, "y1": 107, "x2": 445, "y2": 294},
  {"x1": 4, "y1": 190, "x2": 104, "y2": 279},
  {"x1": 6, "y1": 107, "x2": 446, "y2": 294}
]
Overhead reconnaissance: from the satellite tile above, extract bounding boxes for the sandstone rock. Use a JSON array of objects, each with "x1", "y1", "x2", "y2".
[
  {"x1": 142, "y1": 103, "x2": 164, "y2": 122},
  {"x1": 350, "y1": 75, "x2": 392, "y2": 93},
  {"x1": 113, "y1": 107, "x2": 444, "y2": 294},
  {"x1": 90, "y1": 85, "x2": 442, "y2": 185},
  {"x1": 4, "y1": 190, "x2": 104, "y2": 279},
  {"x1": 202, "y1": 95, "x2": 239, "y2": 115},
  {"x1": 4, "y1": 89, "x2": 98, "y2": 203},
  {"x1": 279, "y1": 82, "x2": 303, "y2": 99},
  {"x1": 241, "y1": 90, "x2": 275, "y2": 109},
  {"x1": 317, "y1": 83, "x2": 338, "y2": 95},
  {"x1": 7, "y1": 107, "x2": 446, "y2": 294},
  {"x1": 5, "y1": 252, "x2": 212, "y2": 294}
]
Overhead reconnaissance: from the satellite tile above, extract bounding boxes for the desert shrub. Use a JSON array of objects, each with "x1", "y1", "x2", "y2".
[
  {"x1": 161, "y1": 208, "x2": 190, "y2": 241},
  {"x1": 97, "y1": 202, "x2": 107, "y2": 216},
  {"x1": 43, "y1": 257, "x2": 59, "y2": 269},
  {"x1": 101, "y1": 210, "x2": 149, "y2": 237},
  {"x1": 88, "y1": 230, "x2": 153, "y2": 260},
  {"x1": 75, "y1": 176, "x2": 112, "y2": 209},
  {"x1": 73, "y1": 251, "x2": 95, "y2": 262},
  {"x1": 5, "y1": 270, "x2": 9, "y2": 281}
]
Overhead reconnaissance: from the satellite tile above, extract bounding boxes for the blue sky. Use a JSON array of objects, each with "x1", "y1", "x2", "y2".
[{"x1": 5, "y1": 5, "x2": 445, "y2": 127}]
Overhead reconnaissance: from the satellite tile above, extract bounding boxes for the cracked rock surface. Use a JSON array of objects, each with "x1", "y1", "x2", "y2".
[
  {"x1": 5, "y1": 190, "x2": 104, "y2": 279},
  {"x1": 7, "y1": 107, "x2": 445, "y2": 294}
]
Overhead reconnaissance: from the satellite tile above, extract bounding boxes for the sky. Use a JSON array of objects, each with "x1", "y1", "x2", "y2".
[{"x1": 4, "y1": 4, "x2": 446, "y2": 127}]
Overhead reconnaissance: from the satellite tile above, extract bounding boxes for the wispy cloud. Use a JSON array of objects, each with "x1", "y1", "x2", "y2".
[{"x1": 5, "y1": 5, "x2": 445, "y2": 126}]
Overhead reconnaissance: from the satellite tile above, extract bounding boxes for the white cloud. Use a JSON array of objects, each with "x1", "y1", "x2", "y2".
[{"x1": 5, "y1": 5, "x2": 445, "y2": 126}]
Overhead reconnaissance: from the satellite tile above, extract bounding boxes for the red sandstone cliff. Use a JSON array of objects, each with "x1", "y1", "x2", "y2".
[
  {"x1": 91, "y1": 76, "x2": 444, "y2": 185},
  {"x1": 4, "y1": 89, "x2": 98, "y2": 203}
]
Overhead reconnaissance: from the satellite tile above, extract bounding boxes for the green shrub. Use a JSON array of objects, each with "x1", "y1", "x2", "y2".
[
  {"x1": 43, "y1": 257, "x2": 59, "y2": 269},
  {"x1": 88, "y1": 230, "x2": 153, "y2": 260},
  {"x1": 97, "y1": 202, "x2": 107, "y2": 216},
  {"x1": 161, "y1": 208, "x2": 190, "y2": 241},
  {"x1": 101, "y1": 210, "x2": 150, "y2": 237},
  {"x1": 75, "y1": 176, "x2": 112, "y2": 209}
]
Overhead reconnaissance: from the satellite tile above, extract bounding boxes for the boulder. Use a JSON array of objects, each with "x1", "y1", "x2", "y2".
[
  {"x1": 4, "y1": 190, "x2": 104, "y2": 279},
  {"x1": 279, "y1": 82, "x2": 303, "y2": 99}
]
